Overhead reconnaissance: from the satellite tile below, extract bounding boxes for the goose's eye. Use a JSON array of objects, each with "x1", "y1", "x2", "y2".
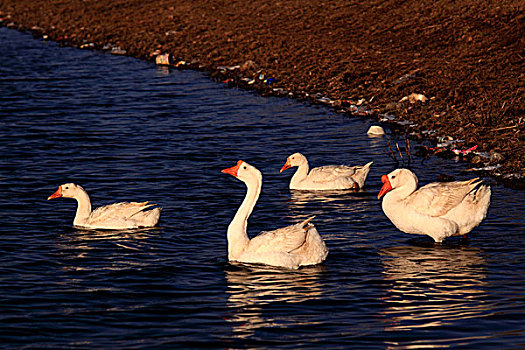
[
  {"x1": 65, "y1": 186, "x2": 69, "y2": 189},
  {"x1": 391, "y1": 176, "x2": 396, "y2": 179},
  {"x1": 243, "y1": 166, "x2": 247, "y2": 170},
  {"x1": 292, "y1": 157, "x2": 295, "y2": 160}
]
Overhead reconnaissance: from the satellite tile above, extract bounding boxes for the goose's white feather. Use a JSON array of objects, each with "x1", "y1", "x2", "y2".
[
  {"x1": 48, "y1": 183, "x2": 161, "y2": 230},
  {"x1": 379, "y1": 169, "x2": 490, "y2": 243},
  {"x1": 281, "y1": 152, "x2": 372, "y2": 190},
  {"x1": 223, "y1": 161, "x2": 328, "y2": 269}
]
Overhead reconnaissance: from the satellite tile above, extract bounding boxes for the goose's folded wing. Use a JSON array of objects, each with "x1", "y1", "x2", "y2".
[
  {"x1": 408, "y1": 179, "x2": 480, "y2": 217},
  {"x1": 248, "y1": 217, "x2": 315, "y2": 253},
  {"x1": 89, "y1": 201, "x2": 155, "y2": 224},
  {"x1": 308, "y1": 165, "x2": 357, "y2": 183}
]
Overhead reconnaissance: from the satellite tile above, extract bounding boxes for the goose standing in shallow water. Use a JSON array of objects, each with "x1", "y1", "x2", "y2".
[
  {"x1": 222, "y1": 160, "x2": 328, "y2": 269},
  {"x1": 378, "y1": 169, "x2": 491, "y2": 243},
  {"x1": 48, "y1": 183, "x2": 161, "y2": 230},
  {"x1": 280, "y1": 152, "x2": 373, "y2": 190}
]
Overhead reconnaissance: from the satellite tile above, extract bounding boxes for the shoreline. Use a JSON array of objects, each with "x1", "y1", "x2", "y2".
[{"x1": 1, "y1": 1, "x2": 523, "y2": 188}]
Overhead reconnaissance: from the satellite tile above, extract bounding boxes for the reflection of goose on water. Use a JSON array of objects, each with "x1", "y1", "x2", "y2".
[
  {"x1": 285, "y1": 189, "x2": 375, "y2": 225},
  {"x1": 58, "y1": 227, "x2": 158, "y2": 250},
  {"x1": 56, "y1": 228, "x2": 158, "y2": 273},
  {"x1": 225, "y1": 264, "x2": 325, "y2": 339},
  {"x1": 288, "y1": 189, "x2": 371, "y2": 205},
  {"x1": 380, "y1": 245, "x2": 488, "y2": 334},
  {"x1": 222, "y1": 161, "x2": 328, "y2": 269}
]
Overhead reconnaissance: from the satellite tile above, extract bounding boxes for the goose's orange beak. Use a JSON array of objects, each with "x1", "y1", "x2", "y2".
[
  {"x1": 222, "y1": 160, "x2": 243, "y2": 177},
  {"x1": 378, "y1": 175, "x2": 392, "y2": 199},
  {"x1": 48, "y1": 186, "x2": 63, "y2": 200},
  {"x1": 280, "y1": 158, "x2": 292, "y2": 173}
]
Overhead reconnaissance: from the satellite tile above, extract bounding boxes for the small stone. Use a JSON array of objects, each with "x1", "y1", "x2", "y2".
[
  {"x1": 470, "y1": 155, "x2": 485, "y2": 164},
  {"x1": 489, "y1": 151, "x2": 505, "y2": 164},
  {"x1": 367, "y1": 125, "x2": 385, "y2": 135},
  {"x1": 240, "y1": 60, "x2": 256, "y2": 72},
  {"x1": 399, "y1": 93, "x2": 428, "y2": 103}
]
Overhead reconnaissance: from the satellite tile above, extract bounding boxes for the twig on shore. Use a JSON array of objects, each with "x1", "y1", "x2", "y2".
[
  {"x1": 396, "y1": 142, "x2": 404, "y2": 162},
  {"x1": 387, "y1": 141, "x2": 398, "y2": 162},
  {"x1": 492, "y1": 125, "x2": 518, "y2": 131},
  {"x1": 405, "y1": 137, "x2": 412, "y2": 166},
  {"x1": 497, "y1": 89, "x2": 521, "y2": 120}
]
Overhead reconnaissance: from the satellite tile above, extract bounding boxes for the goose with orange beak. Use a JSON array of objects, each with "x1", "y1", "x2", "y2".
[
  {"x1": 280, "y1": 152, "x2": 373, "y2": 190},
  {"x1": 378, "y1": 169, "x2": 491, "y2": 243},
  {"x1": 222, "y1": 160, "x2": 328, "y2": 269},
  {"x1": 48, "y1": 183, "x2": 161, "y2": 230}
]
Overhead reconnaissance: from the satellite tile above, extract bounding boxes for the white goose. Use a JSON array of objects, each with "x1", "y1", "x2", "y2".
[
  {"x1": 280, "y1": 152, "x2": 373, "y2": 190},
  {"x1": 378, "y1": 169, "x2": 491, "y2": 243},
  {"x1": 222, "y1": 160, "x2": 328, "y2": 269},
  {"x1": 48, "y1": 183, "x2": 161, "y2": 230}
]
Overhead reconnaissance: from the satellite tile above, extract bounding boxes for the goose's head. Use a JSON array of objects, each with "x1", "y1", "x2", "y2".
[
  {"x1": 48, "y1": 183, "x2": 84, "y2": 200},
  {"x1": 377, "y1": 168, "x2": 418, "y2": 199},
  {"x1": 222, "y1": 160, "x2": 262, "y2": 185},
  {"x1": 280, "y1": 152, "x2": 307, "y2": 173}
]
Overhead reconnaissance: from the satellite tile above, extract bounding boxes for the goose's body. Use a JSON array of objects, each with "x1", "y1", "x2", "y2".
[
  {"x1": 48, "y1": 183, "x2": 161, "y2": 230},
  {"x1": 222, "y1": 160, "x2": 328, "y2": 269},
  {"x1": 280, "y1": 153, "x2": 372, "y2": 190},
  {"x1": 378, "y1": 169, "x2": 491, "y2": 243}
]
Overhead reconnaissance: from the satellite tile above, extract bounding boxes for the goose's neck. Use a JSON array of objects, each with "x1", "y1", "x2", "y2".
[
  {"x1": 227, "y1": 176, "x2": 261, "y2": 259},
  {"x1": 290, "y1": 161, "x2": 309, "y2": 187},
  {"x1": 73, "y1": 189, "x2": 92, "y2": 226},
  {"x1": 384, "y1": 181, "x2": 417, "y2": 206}
]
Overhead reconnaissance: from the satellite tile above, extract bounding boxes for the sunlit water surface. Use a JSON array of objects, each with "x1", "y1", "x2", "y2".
[{"x1": 0, "y1": 28, "x2": 524, "y2": 349}]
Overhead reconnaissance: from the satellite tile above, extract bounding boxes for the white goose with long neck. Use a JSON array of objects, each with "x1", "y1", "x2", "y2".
[
  {"x1": 280, "y1": 152, "x2": 373, "y2": 190},
  {"x1": 222, "y1": 160, "x2": 328, "y2": 269},
  {"x1": 225, "y1": 162, "x2": 261, "y2": 259},
  {"x1": 48, "y1": 183, "x2": 161, "y2": 230}
]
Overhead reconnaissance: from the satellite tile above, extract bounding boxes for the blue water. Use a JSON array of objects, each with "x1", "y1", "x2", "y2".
[{"x1": 0, "y1": 27, "x2": 524, "y2": 349}]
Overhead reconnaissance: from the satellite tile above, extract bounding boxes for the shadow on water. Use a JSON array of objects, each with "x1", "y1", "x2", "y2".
[
  {"x1": 62, "y1": 226, "x2": 163, "y2": 241},
  {"x1": 283, "y1": 189, "x2": 376, "y2": 222},
  {"x1": 224, "y1": 263, "x2": 327, "y2": 340},
  {"x1": 379, "y1": 244, "x2": 492, "y2": 348}
]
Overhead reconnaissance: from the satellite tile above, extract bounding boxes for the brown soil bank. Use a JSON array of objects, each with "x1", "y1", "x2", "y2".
[{"x1": 1, "y1": 0, "x2": 523, "y2": 186}]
